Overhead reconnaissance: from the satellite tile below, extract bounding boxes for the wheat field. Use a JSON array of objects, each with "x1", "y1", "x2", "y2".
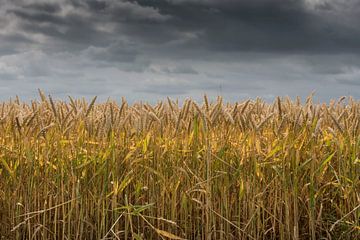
[{"x1": 0, "y1": 91, "x2": 359, "y2": 239}]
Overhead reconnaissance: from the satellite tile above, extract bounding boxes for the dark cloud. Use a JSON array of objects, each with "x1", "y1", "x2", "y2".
[
  {"x1": 8, "y1": 9, "x2": 66, "y2": 25},
  {"x1": 85, "y1": 0, "x2": 107, "y2": 11},
  {"x1": 25, "y1": 2, "x2": 62, "y2": 13},
  {"x1": 9, "y1": 0, "x2": 360, "y2": 54},
  {"x1": 0, "y1": 0, "x2": 359, "y2": 101},
  {"x1": 1, "y1": 33, "x2": 35, "y2": 44},
  {"x1": 132, "y1": 0, "x2": 360, "y2": 54}
]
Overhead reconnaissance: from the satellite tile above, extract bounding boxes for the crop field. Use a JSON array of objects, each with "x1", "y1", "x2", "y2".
[{"x1": 0, "y1": 92, "x2": 359, "y2": 239}]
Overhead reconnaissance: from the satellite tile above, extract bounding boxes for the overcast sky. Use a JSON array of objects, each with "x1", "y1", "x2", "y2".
[{"x1": 1, "y1": 0, "x2": 360, "y2": 103}]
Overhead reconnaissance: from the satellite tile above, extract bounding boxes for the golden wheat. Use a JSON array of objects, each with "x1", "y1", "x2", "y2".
[{"x1": 0, "y1": 94, "x2": 359, "y2": 239}]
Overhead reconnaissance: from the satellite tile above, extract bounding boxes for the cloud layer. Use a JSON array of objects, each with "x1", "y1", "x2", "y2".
[{"x1": 1, "y1": 0, "x2": 360, "y2": 102}]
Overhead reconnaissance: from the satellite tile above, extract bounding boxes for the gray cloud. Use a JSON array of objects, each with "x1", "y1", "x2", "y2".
[
  {"x1": 159, "y1": 65, "x2": 198, "y2": 74},
  {"x1": 82, "y1": 42, "x2": 138, "y2": 63},
  {"x1": 336, "y1": 79, "x2": 360, "y2": 86},
  {"x1": 133, "y1": 0, "x2": 360, "y2": 54},
  {"x1": 0, "y1": 0, "x2": 359, "y2": 101},
  {"x1": 25, "y1": 2, "x2": 62, "y2": 13}
]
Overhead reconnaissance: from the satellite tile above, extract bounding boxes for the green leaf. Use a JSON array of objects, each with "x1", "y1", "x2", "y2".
[{"x1": 316, "y1": 152, "x2": 336, "y2": 175}]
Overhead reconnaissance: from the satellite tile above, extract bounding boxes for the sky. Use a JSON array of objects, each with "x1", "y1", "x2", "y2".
[{"x1": 1, "y1": 0, "x2": 360, "y2": 103}]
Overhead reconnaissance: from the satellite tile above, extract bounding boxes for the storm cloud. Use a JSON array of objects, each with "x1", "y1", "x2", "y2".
[{"x1": 0, "y1": 0, "x2": 360, "y2": 102}]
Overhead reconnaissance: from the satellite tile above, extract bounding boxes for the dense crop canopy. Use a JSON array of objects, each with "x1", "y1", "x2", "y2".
[{"x1": 0, "y1": 92, "x2": 359, "y2": 239}]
